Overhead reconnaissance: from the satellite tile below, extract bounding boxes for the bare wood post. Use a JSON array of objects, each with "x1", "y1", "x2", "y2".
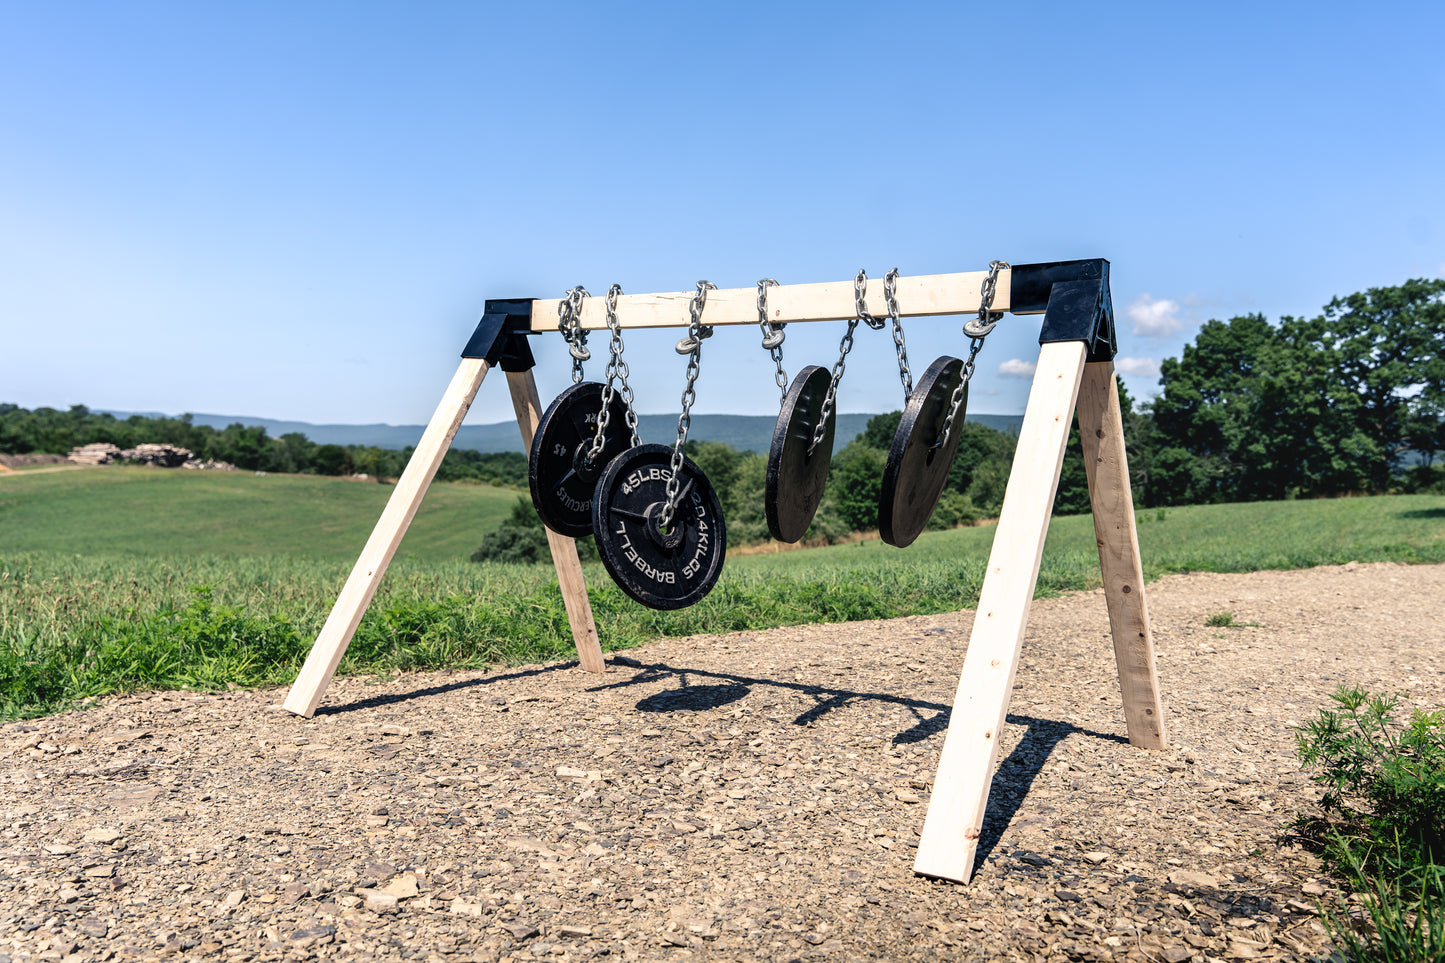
[
  {"x1": 505, "y1": 369, "x2": 606, "y2": 674},
  {"x1": 283, "y1": 358, "x2": 491, "y2": 718},
  {"x1": 913, "y1": 341, "x2": 1087, "y2": 883},
  {"x1": 1076, "y1": 362, "x2": 1167, "y2": 748}
]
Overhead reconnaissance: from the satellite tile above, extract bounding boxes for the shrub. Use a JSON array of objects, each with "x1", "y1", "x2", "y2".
[
  {"x1": 1296, "y1": 685, "x2": 1445, "y2": 870},
  {"x1": 470, "y1": 498, "x2": 597, "y2": 564},
  {"x1": 1296, "y1": 685, "x2": 1445, "y2": 962}
]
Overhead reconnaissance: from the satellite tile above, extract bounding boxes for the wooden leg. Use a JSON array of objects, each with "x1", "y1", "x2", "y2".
[
  {"x1": 1076, "y1": 362, "x2": 1167, "y2": 749},
  {"x1": 505, "y1": 370, "x2": 606, "y2": 674},
  {"x1": 913, "y1": 341, "x2": 1087, "y2": 883},
  {"x1": 283, "y1": 358, "x2": 491, "y2": 717}
]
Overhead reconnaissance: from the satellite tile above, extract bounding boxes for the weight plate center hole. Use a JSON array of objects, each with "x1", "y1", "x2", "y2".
[
  {"x1": 644, "y1": 502, "x2": 685, "y2": 551},
  {"x1": 572, "y1": 441, "x2": 601, "y2": 483}
]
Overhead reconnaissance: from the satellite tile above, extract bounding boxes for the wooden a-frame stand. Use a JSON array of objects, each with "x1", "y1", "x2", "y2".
[{"x1": 282, "y1": 259, "x2": 1166, "y2": 885}]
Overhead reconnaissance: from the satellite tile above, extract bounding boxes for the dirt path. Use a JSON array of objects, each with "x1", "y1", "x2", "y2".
[
  {"x1": 0, "y1": 465, "x2": 94, "y2": 478},
  {"x1": 4, "y1": 562, "x2": 1443, "y2": 963}
]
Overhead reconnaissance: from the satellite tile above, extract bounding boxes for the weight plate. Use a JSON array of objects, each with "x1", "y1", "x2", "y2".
[
  {"x1": 592, "y1": 444, "x2": 727, "y2": 611},
  {"x1": 879, "y1": 356, "x2": 966, "y2": 548},
  {"x1": 765, "y1": 365, "x2": 835, "y2": 543},
  {"x1": 528, "y1": 382, "x2": 632, "y2": 537}
]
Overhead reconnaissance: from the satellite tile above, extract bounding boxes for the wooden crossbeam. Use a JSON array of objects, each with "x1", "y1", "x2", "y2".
[{"x1": 531, "y1": 269, "x2": 1023, "y2": 332}]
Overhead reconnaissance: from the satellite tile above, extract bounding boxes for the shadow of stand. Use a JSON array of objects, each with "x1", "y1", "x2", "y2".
[
  {"x1": 317, "y1": 652, "x2": 1132, "y2": 871},
  {"x1": 313, "y1": 661, "x2": 579, "y2": 716},
  {"x1": 591, "y1": 656, "x2": 1130, "y2": 869},
  {"x1": 974, "y1": 714, "x2": 1130, "y2": 868}
]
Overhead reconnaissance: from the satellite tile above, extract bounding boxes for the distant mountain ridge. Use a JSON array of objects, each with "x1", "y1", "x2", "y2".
[{"x1": 100, "y1": 409, "x2": 1024, "y2": 454}]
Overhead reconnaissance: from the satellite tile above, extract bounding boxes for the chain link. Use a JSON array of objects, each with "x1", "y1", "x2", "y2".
[
  {"x1": 660, "y1": 281, "x2": 715, "y2": 528},
  {"x1": 586, "y1": 284, "x2": 640, "y2": 464},
  {"x1": 809, "y1": 316, "x2": 860, "y2": 456},
  {"x1": 854, "y1": 269, "x2": 886, "y2": 330},
  {"x1": 935, "y1": 260, "x2": 1009, "y2": 449},
  {"x1": 962, "y1": 259, "x2": 1008, "y2": 338},
  {"x1": 884, "y1": 267, "x2": 912, "y2": 402},
  {"x1": 756, "y1": 278, "x2": 788, "y2": 405},
  {"x1": 558, "y1": 286, "x2": 591, "y2": 383}
]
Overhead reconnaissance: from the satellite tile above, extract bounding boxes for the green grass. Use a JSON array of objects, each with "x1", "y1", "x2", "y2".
[
  {"x1": 0, "y1": 466, "x2": 519, "y2": 561},
  {"x1": 741, "y1": 495, "x2": 1445, "y2": 581},
  {"x1": 2, "y1": 479, "x2": 1443, "y2": 720}
]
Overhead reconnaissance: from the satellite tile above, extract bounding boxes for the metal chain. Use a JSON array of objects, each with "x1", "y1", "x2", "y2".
[
  {"x1": 586, "y1": 284, "x2": 639, "y2": 464},
  {"x1": 963, "y1": 259, "x2": 1009, "y2": 338},
  {"x1": 934, "y1": 260, "x2": 1009, "y2": 449},
  {"x1": 558, "y1": 286, "x2": 591, "y2": 383},
  {"x1": 854, "y1": 269, "x2": 886, "y2": 330},
  {"x1": 805, "y1": 269, "x2": 885, "y2": 455},
  {"x1": 884, "y1": 267, "x2": 912, "y2": 402},
  {"x1": 808, "y1": 317, "x2": 860, "y2": 456},
  {"x1": 660, "y1": 280, "x2": 715, "y2": 528},
  {"x1": 756, "y1": 278, "x2": 787, "y2": 405}
]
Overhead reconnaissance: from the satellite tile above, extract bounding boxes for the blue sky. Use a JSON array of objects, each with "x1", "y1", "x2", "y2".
[{"x1": 3, "y1": 1, "x2": 1442, "y2": 427}]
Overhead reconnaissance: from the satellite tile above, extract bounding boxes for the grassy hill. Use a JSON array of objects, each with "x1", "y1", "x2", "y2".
[
  {"x1": 0, "y1": 466, "x2": 520, "y2": 562},
  {"x1": 4, "y1": 464, "x2": 1443, "y2": 719}
]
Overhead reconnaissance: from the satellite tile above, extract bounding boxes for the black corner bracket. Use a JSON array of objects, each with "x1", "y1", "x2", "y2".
[
  {"x1": 1009, "y1": 259, "x2": 1116, "y2": 363},
  {"x1": 461, "y1": 299, "x2": 537, "y2": 371}
]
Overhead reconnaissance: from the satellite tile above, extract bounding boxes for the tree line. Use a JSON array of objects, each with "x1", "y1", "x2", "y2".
[{"x1": 0, "y1": 404, "x2": 527, "y2": 486}]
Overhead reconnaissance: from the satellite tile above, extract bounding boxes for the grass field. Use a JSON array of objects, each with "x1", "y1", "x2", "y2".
[
  {"x1": 2, "y1": 465, "x2": 1443, "y2": 720},
  {"x1": 0, "y1": 466, "x2": 519, "y2": 561}
]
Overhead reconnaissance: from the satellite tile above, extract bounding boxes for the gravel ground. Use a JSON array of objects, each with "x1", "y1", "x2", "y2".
[{"x1": 4, "y1": 561, "x2": 1443, "y2": 963}]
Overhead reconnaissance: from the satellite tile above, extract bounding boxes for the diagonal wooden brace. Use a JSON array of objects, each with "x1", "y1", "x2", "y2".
[
  {"x1": 913, "y1": 348, "x2": 1167, "y2": 883},
  {"x1": 283, "y1": 358, "x2": 605, "y2": 718}
]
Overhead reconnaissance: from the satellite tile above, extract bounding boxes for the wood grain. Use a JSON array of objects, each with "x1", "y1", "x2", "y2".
[
  {"x1": 284, "y1": 358, "x2": 491, "y2": 717},
  {"x1": 1076, "y1": 362, "x2": 1167, "y2": 749},
  {"x1": 505, "y1": 370, "x2": 605, "y2": 674},
  {"x1": 913, "y1": 341, "x2": 1087, "y2": 883},
  {"x1": 532, "y1": 270, "x2": 1020, "y2": 331}
]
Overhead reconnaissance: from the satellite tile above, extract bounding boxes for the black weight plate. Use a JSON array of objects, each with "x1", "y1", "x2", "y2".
[
  {"x1": 765, "y1": 365, "x2": 835, "y2": 543},
  {"x1": 879, "y1": 356, "x2": 966, "y2": 549},
  {"x1": 592, "y1": 443, "x2": 727, "y2": 611},
  {"x1": 528, "y1": 382, "x2": 632, "y2": 537}
]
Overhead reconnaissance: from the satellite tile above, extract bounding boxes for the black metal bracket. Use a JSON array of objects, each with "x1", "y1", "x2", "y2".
[
  {"x1": 461, "y1": 299, "x2": 537, "y2": 372},
  {"x1": 1009, "y1": 259, "x2": 1116, "y2": 362}
]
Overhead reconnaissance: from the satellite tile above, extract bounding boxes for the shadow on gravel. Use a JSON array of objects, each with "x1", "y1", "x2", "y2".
[
  {"x1": 590, "y1": 655, "x2": 955, "y2": 733},
  {"x1": 314, "y1": 661, "x2": 580, "y2": 716},
  {"x1": 595, "y1": 655, "x2": 1129, "y2": 865},
  {"x1": 975, "y1": 715, "x2": 1129, "y2": 868}
]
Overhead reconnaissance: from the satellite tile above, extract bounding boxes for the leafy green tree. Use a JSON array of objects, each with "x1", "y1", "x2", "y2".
[
  {"x1": 312, "y1": 444, "x2": 353, "y2": 476},
  {"x1": 1150, "y1": 279, "x2": 1445, "y2": 503},
  {"x1": 1295, "y1": 279, "x2": 1445, "y2": 491},
  {"x1": 471, "y1": 497, "x2": 597, "y2": 564},
  {"x1": 1054, "y1": 377, "x2": 1140, "y2": 515},
  {"x1": 857, "y1": 411, "x2": 902, "y2": 451},
  {"x1": 948, "y1": 421, "x2": 1017, "y2": 513},
  {"x1": 828, "y1": 440, "x2": 886, "y2": 531}
]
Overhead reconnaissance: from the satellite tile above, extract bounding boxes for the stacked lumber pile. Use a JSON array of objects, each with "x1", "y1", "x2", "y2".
[
  {"x1": 66, "y1": 443, "x2": 235, "y2": 470},
  {"x1": 67, "y1": 443, "x2": 123, "y2": 465}
]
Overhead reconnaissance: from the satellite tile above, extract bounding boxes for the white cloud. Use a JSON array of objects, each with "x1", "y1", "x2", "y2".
[
  {"x1": 1114, "y1": 356, "x2": 1162, "y2": 379},
  {"x1": 998, "y1": 358, "x2": 1036, "y2": 378},
  {"x1": 1126, "y1": 294, "x2": 1183, "y2": 337}
]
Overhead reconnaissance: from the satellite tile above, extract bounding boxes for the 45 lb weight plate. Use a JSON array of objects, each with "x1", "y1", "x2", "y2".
[
  {"x1": 765, "y1": 365, "x2": 835, "y2": 543},
  {"x1": 529, "y1": 382, "x2": 632, "y2": 537},
  {"x1": 879, "y1": 356, "x2": 966, "y2": 548},
  {"x1": 592, "y1": 444, "x2": 727, "y2": 611}
]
